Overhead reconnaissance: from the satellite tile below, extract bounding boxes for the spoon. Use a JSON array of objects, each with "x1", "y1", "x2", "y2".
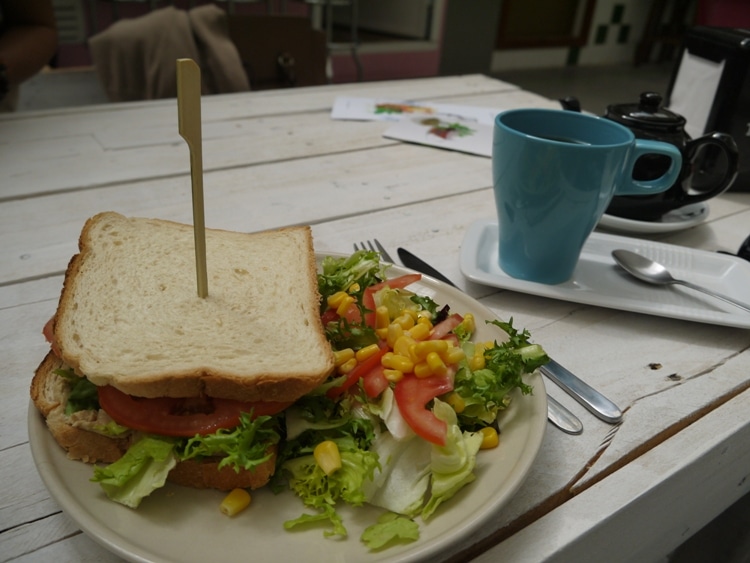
[{"x1": 612, "y1": 249, "x2": 750, "y2": 314}]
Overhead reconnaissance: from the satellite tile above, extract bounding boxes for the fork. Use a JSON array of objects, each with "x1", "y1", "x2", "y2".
[{"x1": 353, "y1": 239, "x2": 394, "y2": 263}]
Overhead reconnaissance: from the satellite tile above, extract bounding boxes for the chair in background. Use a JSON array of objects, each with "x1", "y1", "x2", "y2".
[
  {"x1": 226, "y1": 14, "x2": 327, "y2": 89},
  {"x1": 282, "y1": 0, "x2": 362, "y2": 82}
]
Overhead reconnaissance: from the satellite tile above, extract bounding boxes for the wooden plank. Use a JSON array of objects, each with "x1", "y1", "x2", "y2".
[
  {"x1": 1, "y1": 513, "x2": 83, "y2": 563},
  {"x1": 468, "y1": 382, "x2": 750, "y2": 563},
  {"x1": 3, "y1": 517, "x2": 123, "y2": 563},
  {"x1": 1, "y1": 112, "x2": 394, "y2": 199},
  {"x1": 0, "y1": 443, "x2": 61, "y2": 532},
  {"x1": 0, "y1": 144, "x2": 492, "y2": 285},
  {"x1": 0, "y1": 74, "x2": 517, "y2": 145}
]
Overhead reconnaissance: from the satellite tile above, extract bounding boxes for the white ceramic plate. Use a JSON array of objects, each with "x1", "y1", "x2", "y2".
[
  {"x1": 460, "y1": 218, "x2": 750, "y2": 329},
  {"x1": 28, "y1": 261, "x2": 548, "y2": 563},
  {"x1": 597, "y1": 202, "x2": 709, "y2": 234}
]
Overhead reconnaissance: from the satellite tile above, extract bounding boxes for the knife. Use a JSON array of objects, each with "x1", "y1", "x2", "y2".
[
  {"x1": 397, "y1": 247, "x2": 623, "y2": 425},
  {"x1": 540, "y1": 360, "x2": 622, "y2": 424},
  {"x1": 396, "y1": 247, "x2": 584, "y2": 434}
]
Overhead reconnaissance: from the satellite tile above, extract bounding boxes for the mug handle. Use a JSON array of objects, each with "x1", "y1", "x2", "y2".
[
  {"x1": 680, "y1": 132, "x2": 739, "y2": 202},
  {"x1": 617, "y1": 140, "x2": 683, "y2": 196}
]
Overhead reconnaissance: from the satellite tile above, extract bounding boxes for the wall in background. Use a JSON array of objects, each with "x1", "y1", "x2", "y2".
[
  {"x1": 490, "y1": 0, "x2": 694, "y2": 72},
  {"x1": 51, "y1": 0, "x2": 705, "y2": 86}
]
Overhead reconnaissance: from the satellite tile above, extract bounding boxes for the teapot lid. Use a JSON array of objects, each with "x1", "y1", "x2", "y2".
[{"x1": 605, "y1": 92, "x2": 686, "y2": 132}]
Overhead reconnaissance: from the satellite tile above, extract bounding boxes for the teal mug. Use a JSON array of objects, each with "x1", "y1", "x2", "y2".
[{"x1": 492, "y1": 108, "x2": 682, "y2": 284}]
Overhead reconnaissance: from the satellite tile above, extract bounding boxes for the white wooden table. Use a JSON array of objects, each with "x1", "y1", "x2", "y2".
[{"x1": 2, "y1": 74, "x2": 749, "y2": 563}]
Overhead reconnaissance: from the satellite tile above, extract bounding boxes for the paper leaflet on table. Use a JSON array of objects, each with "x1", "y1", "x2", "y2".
[
  {"x1": 331, "y1": 96, "x2": 501, "y2": 125},
  {"x1": 382, "y1": 113, "x2": 493, "y2": 158}
]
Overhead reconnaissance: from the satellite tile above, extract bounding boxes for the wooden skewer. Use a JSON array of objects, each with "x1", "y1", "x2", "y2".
[{"x1": 176, "y1": 58, "x2": 208, "y2": 298}]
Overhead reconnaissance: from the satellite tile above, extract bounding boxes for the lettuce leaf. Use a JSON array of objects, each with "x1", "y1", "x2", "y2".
[
  {"x1": 91, "y1": 413, "x2": 279, "y2": 508},
  {"x1": 317, "y1": 250, "x2": 387, "y2": 308},
  {"x1": 361, "y1": 512, "x2": 420, "y2": 550},
  {"x1": 55, "y1": 368, "x2": 100, "y2": 414},
  {"x1": 281, "y1": 447, "x2": 380, "y2": 537},
  {"x1": 453, "y1": 318, "x2": 546, "y2": 428},
  {"x1": 361, "y1": 430, "x2": 431, "y2": 516},
  {"x1": 277, "y1": 404, "x2": 379, "y2": 537},
  {"x1": 178, "y1": 412, "x2": 279, "y2": 472},
  {"x1": 91, "y1": 436, "x2": 176, "y2": 508},
  {"x1": 317, "y1": 250, "x2": 387, "y2": 350},
  {"x1": 422, "y1": 399, "x2": 483, "y2": 520}
]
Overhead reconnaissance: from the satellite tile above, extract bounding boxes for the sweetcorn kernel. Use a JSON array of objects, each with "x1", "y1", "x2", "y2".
[
  {"x1": 327, "y1": 291, "x2": 349, "y2": 309},
  {"x1": 479, "y1": 427, "x2": 499, "y2": 449},
  {"x1": 393, "y1": 335, "x2": 417, "y2": 360},
  {"x1": 335, "y1": 294, "x2": 356, "y2": 316},
  {"x1": 382, "y1": 352, "x2": 414, "y2": 373},
  {"x1": 443, "y1": 346, "x2": 466, "y2": 365},
  {"x1": 220, "y1": 488, "x2": 251, "y2": 517},
  {"x1": 468, "y1": 353, "x2": 485, "y2": 371},
  {"x1": 413, "y1": 361, "x2": 433, "y2": 378},
  {"x1": 426, "y1": 352, "x2": 447, "y2": 377},
  {"x1": 386, "y1": 323, "x2": 404, "y2": 348},
  {"x1": 375, "y1": 306, "x2": 390, "y2": 329},
  {"x1": 333, "y1": 348, "x2": 355, "y2": 366},
  {"x1": 356, "y1": 343, "x2": 381, "y2": 362},
  {"x1": 314, "y1": 440, "x2": 342, "y2": 475},
  {"x1": 383, "y1": 369, "x2": 404, "y2": 383},
  {"x1": 462, "y1": 313, "x2": 476, "y2": 333},
  {"x1": 414, "y1": 340, "x2": 449, "y2": 360},
  {"x1": 393, "y1": 313, "x2": 415, "y2": 330},
  {"x1": 407, "y1": 322, "x2": 431, "y2": 341},
  {"x1": 445, "y1": 392, "x2": 466, "y2": 413},
  {"x1": 338, "y1": 357, "x2": 357, "y2": 374}
]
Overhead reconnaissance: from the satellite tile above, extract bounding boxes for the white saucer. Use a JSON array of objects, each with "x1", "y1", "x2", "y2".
[
  {"x1": 459, "y1": 218, "x2": 750, "y2": 329},
  {"x1": 597, "y1": 202, "x2": 709, "y2": 234}
]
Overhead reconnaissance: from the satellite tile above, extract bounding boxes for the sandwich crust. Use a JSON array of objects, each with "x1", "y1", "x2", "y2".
[
  {"x1": 31, "y1": 352, "x2": 277, "y2": 491},
  {"x1": 52, "y1": 212, "x2": 334, "y2": 403}
]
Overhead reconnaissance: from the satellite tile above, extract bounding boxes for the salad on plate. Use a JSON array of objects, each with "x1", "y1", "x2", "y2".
[{"x1": 88, "y1": 250, "x2": 549, "y2": 552}]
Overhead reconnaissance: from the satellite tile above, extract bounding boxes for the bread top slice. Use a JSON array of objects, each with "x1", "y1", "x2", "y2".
[{"x1": 53, "y1": 212, "x2": 334, "y2": 403}]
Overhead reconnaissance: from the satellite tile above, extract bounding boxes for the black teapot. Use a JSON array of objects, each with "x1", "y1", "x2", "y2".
[{"x1": 602, "y1": 92, "x2": 738, "y2": 221}]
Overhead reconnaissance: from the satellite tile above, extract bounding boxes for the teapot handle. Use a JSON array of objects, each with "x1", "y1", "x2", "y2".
[{"x1": 682, "y1": 132, "x2": 739, "y2": 202}]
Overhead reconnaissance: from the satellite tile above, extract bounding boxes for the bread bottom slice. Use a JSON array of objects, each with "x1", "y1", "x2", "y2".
[{"x1": 30, "y1": 351, "x2": 276, "y2": 491}]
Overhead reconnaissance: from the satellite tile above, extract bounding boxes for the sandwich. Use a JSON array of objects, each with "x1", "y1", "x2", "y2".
[{"x1": 31, "y1": 212, "x2": 335, "y2": 506}]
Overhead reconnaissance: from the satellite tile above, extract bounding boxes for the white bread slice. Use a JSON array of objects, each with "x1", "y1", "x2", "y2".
[
  {"x1": 52, "y1": 212, "x2": 334, "y2": 402},
  {"x1": 31, "y1": 351, "x2": 132, "y2": 464},
  {"x1": 31, "y1": 352, "x2": 277, "y2": 490}
]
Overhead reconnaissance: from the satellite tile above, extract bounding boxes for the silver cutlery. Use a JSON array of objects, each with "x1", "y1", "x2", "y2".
[
  {"x1": 547, "y1": 395, "x2": 583, "y2": 434},
  {"x1": 613, "y1": 249, "x2": 750, "y2": 314},
  {"x1": 395, "y1": 245, "x2": 623, "y2": 425},
  {"x1": 354, "y1": 240, "x2": 394, "y2": 262},
  {"x1": 539, "y1": 360, "x2": 622, "y2": 424}
]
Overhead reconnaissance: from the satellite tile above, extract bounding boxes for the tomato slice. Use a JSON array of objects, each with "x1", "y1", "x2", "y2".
[
  {"x1": 320, "y1": 308, "x2": 340, "y2": 326},
  {"x1": 362, "y1": 364, "x2": 390, "y2": 398},
  {"x1": 429, "y1": 313, "x2": 463, "y2": 340},
  {"x1": 42, "y1": 316, "x2": 61, "y2": 357},
  {"x1": 97, "y1": 385, "x2": 291, "y2": 437},
  {"x1": 363, "y1": 273, "x2": 422, "y2": 327},
  {"x1": 326, "y1": 343, "x2": 388, "y2": 398},
  {"x1": 393, "y1": 374, "x2": 453, "y2": 446}
]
